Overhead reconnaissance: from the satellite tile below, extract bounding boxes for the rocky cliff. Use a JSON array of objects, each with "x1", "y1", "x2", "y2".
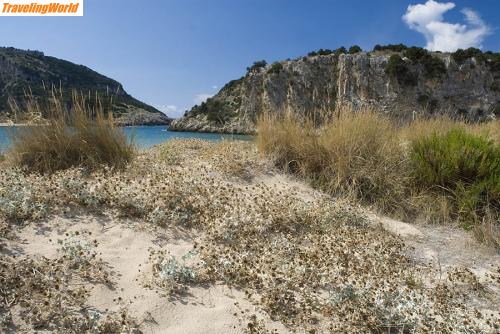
[
  {"x1": 170, "y1": 47, "x2": 500, "y2": 134},
  {"x1": 0, "y1": 47, "x2": 171, "y2": 125}
]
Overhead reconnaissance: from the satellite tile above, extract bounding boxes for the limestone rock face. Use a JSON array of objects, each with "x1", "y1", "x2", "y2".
[{"x1": 171, "y1": 52, "x2": 500, "y2": 134}]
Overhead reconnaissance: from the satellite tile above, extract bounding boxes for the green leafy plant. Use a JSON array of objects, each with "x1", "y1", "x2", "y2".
[{"x1": 410, "y1": 128, "x2": 500, "y2": 226}]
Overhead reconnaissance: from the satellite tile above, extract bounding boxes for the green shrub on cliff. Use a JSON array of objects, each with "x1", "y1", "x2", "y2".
[
  {"x1": 485, "y1": 51, "x2": 500, "y2": 72},
  {"x1": 335, "y1": 47, "x2": 347, "y2": 54},
  {"x1": 308, "y1": 49, "x2": 334, "y2": 57},
  {"x1": 246, "y1": 60, "x2": 267, "y2": 73},
  {"x1": 198, "y1": 98, "x2": 234, "y2": 125},
  {"x1": 268, "y1": 62, "x2": 284, "y2": 74},
  {"x1": 373, "y1": 44, "x2": 408, "y2": 52},
  {"x1": 307, "y1": 47, "x2": 347, "y2": 57},
  {"x1": 404, "y1": 47, "x2": 446, "y2": 79},
  {"x1": 452, "y1": 48, "x2": 484, "y2": 64},
  {"x1": 385, "y1": 55, "x2": 417, "y2": 86},
  {"x1": 349, "y1": 45, "x2": 362, "y2": 54}
]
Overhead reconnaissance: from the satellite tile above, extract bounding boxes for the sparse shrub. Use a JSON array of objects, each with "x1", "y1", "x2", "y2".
[
  {"x1": 417, "y1": 93, "x2": 438, "y2": 111},
  {"x1": 308, "y1": 48, "x2": 334, "y2": 57},
  {"x1": 0, "y1": 168, "x2": 47, "y2": 220},
  {"x1": 385, "y1": 55, "x2": 417, "y2": 86},
  {"x1": 348, "y1": 45, "x2": 362, "y2": 54},
  {"x1": 246, "y1": 60, "x2": 267, "y2": 73},
  {"x1": 9, "y1": 92, "x2": 134, "y2": 173},
  {"x1": 157, "y1": 254, "x2": 197, "y2": 283},
  {"x1": 410, "y1": 128, "x2": 500, "y2": 226},
  {"x1": 148, "y1": 249, "x2": 202, "y2": 296},
  {"x1": 0, "y1": 235, "x2": 136, "y2": 332},
  {"x1": 146, "y1": 207, "x2": 169, "y2": 226},
  {"x1": 485, "y1": 51, "x2": 500, "y2": 72},
  {"x1": 452, "y1": 47, "x2": 484, "y2": 64},
  {"x1": 1, "y1": 134, "x2": 499, "y2": 332},
  {"x1": 335, "y1": 46, "x2": 347, "y2": 54},
  {"x1": 493, "y1": 104, "x2": 500, "y2": 117},
  {"x1": 221, "y1": 76, "x2": 244, "y2": 91},
  {"x1": 404, "y1": 47, "x2": 446, "y2": 79},
  {"x1": 57, "y1": 231, "x2": 99, "y2": 268},
  {"x1": 158, "y1": 141, "x2": 182, "y2": 165},
  {"x1": 203, "y1": 99, "x2": 234, "y2": 125},
  {"x1": 308, "y1": 47, "x2": 347, "y2": 57},
  {"x1": 268, "y1": 62, "x2": 283, "y2": 74},
  {"x1": 373, "y1": 43, "x2": 408, "y2": 52}
]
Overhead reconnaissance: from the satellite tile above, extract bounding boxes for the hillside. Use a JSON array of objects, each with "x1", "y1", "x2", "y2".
[
  {"x1": 170, "y1": 46, "x2": 500, "y2": 134},
  {"x1": 0, "y1": 47, "x2": 171, "y2": 125}
]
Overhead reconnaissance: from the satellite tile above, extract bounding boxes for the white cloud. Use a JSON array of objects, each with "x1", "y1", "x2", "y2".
[
  {"x1": 212, "y1": 85, "x2": 218, "y2": 90},
  {"x1": 403, "y1": 0, "x2": 490, "y2": 52},
  {"x1": 155, "y1": 104, "x2": 185, "y2": 118},
  {"x1": 193, "y1": 93, "x2": 213, "y2": 105}
]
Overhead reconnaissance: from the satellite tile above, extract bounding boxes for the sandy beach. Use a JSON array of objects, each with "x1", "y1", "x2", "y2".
[{"x1": 1, "y1": 139, "x2": 498, "y2": 333}]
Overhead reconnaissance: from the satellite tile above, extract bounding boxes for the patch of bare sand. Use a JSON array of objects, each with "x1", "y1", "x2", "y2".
[
  {"x1": 255, "y1": 169, "x2": 499, "y2": 283},
  {"x1": 6, "y1": 212, "x2": 288, "y2": 334},
  {"x1": 365, "y1": 211, "x2": 500, "y2": 312}
]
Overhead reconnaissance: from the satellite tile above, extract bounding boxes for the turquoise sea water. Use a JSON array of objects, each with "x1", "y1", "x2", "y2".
[{"x1": 0, "y1": 125, "x2": 252, "y2": 151}]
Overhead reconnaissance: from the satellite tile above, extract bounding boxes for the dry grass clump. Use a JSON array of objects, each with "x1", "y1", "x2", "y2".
[
  {"x1": 201, "y1": 140, "x2": 266, "y2": 181},
  {"x1": 472, "y1": 119, "x2": 500, "y2": 143},
  {"x1": 257, "y1": 110, "x2": 500, "y2": 246},
  {"x1": 258, "y1": 111, "x2": 410, "y2": 215},
  {"x1": 8, "y1": 92, "x2": 134, "y2": 173},
  {"x1": 0, "y1": 234, "x2": 140, "y2": 333}
]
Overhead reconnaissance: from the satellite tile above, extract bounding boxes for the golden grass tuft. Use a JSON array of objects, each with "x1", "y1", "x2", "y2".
[
  {"x1": 257, "y1": 108, "x2": 499, "y2": 247},
  {"x1": 8, "y1": 91, "x2": 135, "y2": 173},
  {"x1": 258, "y1": 109, "x2": 410, "y2": 215}
]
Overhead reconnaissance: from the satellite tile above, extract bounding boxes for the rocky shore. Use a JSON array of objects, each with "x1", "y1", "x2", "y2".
[{"x1": 172, "y1": 50, "x2": 500, "y2": 134}]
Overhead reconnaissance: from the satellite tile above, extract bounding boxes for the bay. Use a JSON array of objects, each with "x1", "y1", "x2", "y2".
[{"x1": 0, "y1": 125, "x2": 252, "y2": 151}]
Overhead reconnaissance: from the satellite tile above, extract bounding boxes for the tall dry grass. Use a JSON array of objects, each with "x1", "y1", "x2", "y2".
[
  {"x1": 8, "y1": 91, "x2": 135, "y2": 173},
  {"x1": 258, "y1": 109, "x2": 411, "y2": 215},
  {"x1": 257, "y1": 108, "x2": 500, "y2": 247}
]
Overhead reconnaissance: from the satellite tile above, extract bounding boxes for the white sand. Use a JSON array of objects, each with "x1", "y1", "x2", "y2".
[{"x1": 5, "y1": 211, "x2": 288, "y2": 333}]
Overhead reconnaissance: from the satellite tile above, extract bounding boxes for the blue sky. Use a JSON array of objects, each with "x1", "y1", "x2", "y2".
[{"x1": 1, "y1": 0, "x2": 499, "y2": 117}]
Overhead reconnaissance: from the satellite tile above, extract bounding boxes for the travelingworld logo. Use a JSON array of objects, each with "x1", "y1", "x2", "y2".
[{"x1": 1, "y1": 0, "x2": 82, "y2": 16}]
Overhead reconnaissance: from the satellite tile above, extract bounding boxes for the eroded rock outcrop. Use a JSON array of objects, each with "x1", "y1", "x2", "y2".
[{"x1": 171, "y1": 50, "x2": 500, "y2": 134}]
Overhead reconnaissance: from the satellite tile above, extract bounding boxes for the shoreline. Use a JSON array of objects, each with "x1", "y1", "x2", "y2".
[
  {"x1": 0, "y1": 122, "x2": 33, "y2": 127},
  {"x1": 0, "y1": 122, "x2": 171, "y2": 127}
]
